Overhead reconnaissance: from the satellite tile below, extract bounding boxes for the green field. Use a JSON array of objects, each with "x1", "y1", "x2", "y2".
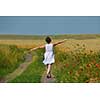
[
  {"x1": 0, "y1": 45, "x2": 25, "y2": 78},
  {"x1": 0, "y1": 34, "x2": 100, "y2": 40},
  {"x1": 0, "y1": 34, "x2": 100, "y2": 83}
]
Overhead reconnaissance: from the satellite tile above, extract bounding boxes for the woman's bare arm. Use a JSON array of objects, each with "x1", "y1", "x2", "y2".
[
  {"x1": 53, "y1": 39, "x2": 67, "y2": 46},
  {"x1": 29, "y1": 45, "x2": 45, "y2": 52},
  {"x1": 28, "y1": 39, "x2": 66, "y2": 52},
  {"x1": 39, "y1": 45, "x2": 45, "y2": 49}
]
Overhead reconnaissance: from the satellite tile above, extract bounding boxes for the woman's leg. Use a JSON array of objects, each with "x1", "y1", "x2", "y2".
[{"x1": 46, "y1": 64, "x2": 52, "y2": 78}]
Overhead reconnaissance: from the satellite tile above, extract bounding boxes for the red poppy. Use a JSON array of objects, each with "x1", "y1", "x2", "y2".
[
  {"x1": 87, "y1": 64, "x2": 91, "y2": 67},
  {"x1": 72, "y1": 64, "x2": 76, "y2": 67},
  {"x1": 96, "y1": 64, "x2": 99, "y2": 67},
  {"x1": 95, "y1": 64, "x2": 100, "y2": 69},
  {"x1": 96, "y1": 72, "x2": 99, "y2": 76},
  {"x1": 66, "y1": 64, "x2": 69, "y2": 67}
]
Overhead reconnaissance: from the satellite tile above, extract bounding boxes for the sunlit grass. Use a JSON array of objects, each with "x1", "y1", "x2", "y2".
[
  {"x1": 1, "y1": 34, "x2": 100, "y2": 82},
  {"x1": 53, "y1": 44, "x2": 100, "y2": 83},
  {"x1": 0, "y1": 45, "x2": 25, "y2": 78},
  {"x1": 10, "y1": 49, "x2": 45, "y2": 83}
]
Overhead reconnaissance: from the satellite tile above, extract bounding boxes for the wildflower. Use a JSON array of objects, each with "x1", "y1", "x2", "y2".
[
  {"x1": 83, "y1": 44, "x2": 85, "y2": 47},
  {"x1": 96, "y1": 72, "x2": 99, "y2": 76},
  {"x1": 79, "y1": 66, "x2": 83, "y2": 71},
  {"x1": 87, "y1": 64, "x2": 91, "y2": 67},
  {"x1": 90, "y1": 50, "x2": 93, "y2": 53},
  {"x1": 72, "y1": 64, "x2": 76, "y2": 67},
  {"x1": 97, "y1": 78, "x2": 100, "y2": 81},
  {"x1": 95, "y1": 64, "x2": 100, "y2": 69},
  {"x1": 66, "y1": 64, "x2": 69, "y2": 67},
  {"x1": 84, "y1": 53, "x2": 87, "y2": 56},
  {"x1": 68, "y1": 71, "x2": 72, "y2": 75},
  {"x1": 70, "y1": 71, "x2": 72, "y2": 75},
  {"x1": 78, "y1": 68, "x2": 83, "y2": 74},
  {"x1": 96, "y1": 64, "x2": 99, "y2": 67},
  {"x1": 92, "y1": 60, "x2": 96, "y2": 65},
  {"x1": 75, "y1": 71, "x2": 79, "y2": 77},
  {"x1": 76, "y1": 44, "x2": 80, "y2": 46}
]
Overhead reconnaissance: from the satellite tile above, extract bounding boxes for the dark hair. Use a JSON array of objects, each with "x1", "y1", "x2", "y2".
[{"x1": 45, "y1": 36, "x2": 52, "y2": 44}]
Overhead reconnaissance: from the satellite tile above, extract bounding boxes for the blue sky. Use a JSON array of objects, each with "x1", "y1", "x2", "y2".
[{"x1": 0, "y1": 16, "x2": 100, "y2": 35}]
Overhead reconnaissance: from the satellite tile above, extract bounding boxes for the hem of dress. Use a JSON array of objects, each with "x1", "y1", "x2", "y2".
[{"x1": 43, "y1": 62, "x2": 54, "y2": 65}]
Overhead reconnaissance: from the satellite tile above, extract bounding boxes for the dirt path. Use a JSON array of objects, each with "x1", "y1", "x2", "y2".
[
  {"x1": 41, "y1": 71, "x2": 56, "y2": 83},
  {"x1": 0, "y1": 52, "x2": 56, "y2": 83},
  {"x1": 0, "y1": 53, "x2": 33, "y2": 83}
]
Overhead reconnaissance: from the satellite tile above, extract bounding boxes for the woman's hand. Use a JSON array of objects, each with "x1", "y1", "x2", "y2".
[{"x1": 53, "y1": 39, "x2": 67, "y2": 46}]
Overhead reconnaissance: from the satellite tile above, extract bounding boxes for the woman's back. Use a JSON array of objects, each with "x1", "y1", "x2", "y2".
[{"x1": 45, "y1": 43, "x2": 53, "y2": 52}]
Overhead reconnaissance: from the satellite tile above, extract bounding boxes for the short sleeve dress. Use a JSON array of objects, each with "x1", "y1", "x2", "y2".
[{"x1": 43, "y1": 43, "x2": 55, "y2": 65}]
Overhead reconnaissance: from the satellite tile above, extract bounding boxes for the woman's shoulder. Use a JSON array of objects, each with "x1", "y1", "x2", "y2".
[
  {"x1": 45, "y1": 43, "x2": 53, "y2": 48},
  {"x1": 46, "y1": 43, "x2": 53, "y2": 46},
  {"x1": 49, "y1": 43, "x2": 53, "y2": 47}
]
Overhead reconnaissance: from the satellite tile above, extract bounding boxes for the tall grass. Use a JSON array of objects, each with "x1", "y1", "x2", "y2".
[
  {"x1": 10, "y1": 49, "x2": 45, "y2": 83},
  {"x1": 1, "y1": 34, "x2": 100, "y2": 83},
  {"x1": 9, "y1": 44, "x2": 100, "y2": 83},
  {"x1": 0, "y1": 45, "x2": 25, "y2": 78},
  {"x1": 53, "y1": 44, "x2": 100, "y2": 83}
]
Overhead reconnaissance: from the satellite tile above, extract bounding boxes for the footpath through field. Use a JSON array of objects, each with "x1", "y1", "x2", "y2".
[
  {"x1": 0, "y1": 52, "x2": 56, "y2": 83},
  {"x1": 0, "y1": 39, "x2": 65, "y2": 83},
  {"x1": 41, "y1": 71, "x2": 56, "y2": 83},
  {"x1": 0, "y1": 53, "x2": 33, "y2": 83}
]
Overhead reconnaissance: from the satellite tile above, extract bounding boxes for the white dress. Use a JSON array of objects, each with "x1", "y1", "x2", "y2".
[{"x1": 43, "y1": 43, "x2": 55, "y2": 65}]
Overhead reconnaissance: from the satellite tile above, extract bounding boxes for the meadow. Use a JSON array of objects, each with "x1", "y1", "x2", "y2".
[
  {"x1": 0, "y1": 34, "x2": 100, "y2": 83},
  {"x1": 0, "y1": 44, "x2": 25, "y2": 79}
]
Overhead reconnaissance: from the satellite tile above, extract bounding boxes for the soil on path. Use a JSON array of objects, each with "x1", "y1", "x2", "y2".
[
  {"x1": 41, "y1": 71, "x2": 56, "y2": 83},
  {"x1": 0, "y1": 53, "x2": 56, "y2": 83}
]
